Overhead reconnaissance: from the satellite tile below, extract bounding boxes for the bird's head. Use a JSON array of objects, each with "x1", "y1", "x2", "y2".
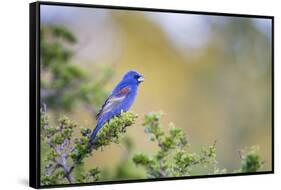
[{"x1": 122, "y1": 70, "x2": 144, "y2": 85}]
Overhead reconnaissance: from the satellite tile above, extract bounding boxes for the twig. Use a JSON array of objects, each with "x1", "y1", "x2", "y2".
[{"x1": 41, "y1": 104, "x2": 75, "y2": 183}]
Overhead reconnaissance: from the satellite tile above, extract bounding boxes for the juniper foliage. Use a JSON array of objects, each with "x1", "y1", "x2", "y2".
[
  {"x1": 40, "y1": 105, "x2": 137, "y2": 185},
  {"x1": 40, "y1": 25, "x2": 112, "y2": 113},
  {"x1": 133, "y1": 112, "x2": 263, "y2": 178}
]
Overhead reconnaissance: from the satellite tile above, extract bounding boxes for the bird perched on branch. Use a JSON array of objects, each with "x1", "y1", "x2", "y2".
[{"x1": 89, "y1": 70, "x2": 144, "y2": 143}]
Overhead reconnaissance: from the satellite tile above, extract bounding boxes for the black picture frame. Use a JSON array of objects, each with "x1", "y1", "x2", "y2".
[{"x1": 29, "y1": 1, "x2": 274, "y2": 189}]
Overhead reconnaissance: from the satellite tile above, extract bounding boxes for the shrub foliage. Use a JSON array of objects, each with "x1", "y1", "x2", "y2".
[
  {"x1": 40, "y1": 105, "x2": 137, "y2": 185},
  {"x1": 133, "y1": 112, "x2": 263, "y2": 178}
]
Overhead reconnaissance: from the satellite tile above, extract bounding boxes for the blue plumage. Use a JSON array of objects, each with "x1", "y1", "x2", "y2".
[{"x1": 89, "y1": 70, "x2": 144, "y2": 142}]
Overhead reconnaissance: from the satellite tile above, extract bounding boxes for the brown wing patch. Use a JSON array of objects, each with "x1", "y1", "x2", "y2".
[
  {"x1": 96, "y1": 87, "x2": 131, "y2": 120},
  {"x1": 117, "y1": 87, "x2": 130, "y2": 96}
]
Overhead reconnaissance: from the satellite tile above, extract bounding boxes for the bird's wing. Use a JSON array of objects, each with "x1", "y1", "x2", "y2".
[{"x1": 96, "y1": 86, "x2": 131, "y2": 120}]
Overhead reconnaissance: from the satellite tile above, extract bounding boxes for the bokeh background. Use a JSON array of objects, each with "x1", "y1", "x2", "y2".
[{"x1": 40, "y1": 5, "x2": 272, "y2": 180}]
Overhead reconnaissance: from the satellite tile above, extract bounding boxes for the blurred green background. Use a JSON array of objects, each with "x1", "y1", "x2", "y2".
[{"x1": 40, "y1": 5, "x2": 272, "y2": 180}]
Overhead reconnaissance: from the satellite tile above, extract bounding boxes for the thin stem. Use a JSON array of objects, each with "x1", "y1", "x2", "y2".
[{"x1": 41, "y1": 104, "x2": 75, "y2": 183}]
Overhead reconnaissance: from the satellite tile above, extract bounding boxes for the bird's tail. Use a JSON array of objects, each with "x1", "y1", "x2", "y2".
[{"x1": 89, "y1": 120, "x2": 105, "y2": 145}]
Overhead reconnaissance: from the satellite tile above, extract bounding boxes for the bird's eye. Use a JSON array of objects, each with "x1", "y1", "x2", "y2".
[{"x1": 134, "y1": 75, "x2": 139, "y2": 79}]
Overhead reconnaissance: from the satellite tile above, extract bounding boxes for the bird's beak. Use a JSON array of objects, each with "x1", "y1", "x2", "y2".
[{"x1": 138, "y1": 76, "x2": 144, "y2": 83}]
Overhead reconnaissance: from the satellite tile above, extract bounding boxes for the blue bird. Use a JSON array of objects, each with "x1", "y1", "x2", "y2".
[{"x1": 89, "y1": 70, "x2": 144, "y2": 143}]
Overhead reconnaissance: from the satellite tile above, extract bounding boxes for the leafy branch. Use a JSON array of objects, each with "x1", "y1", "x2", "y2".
[
  {"x1": 40, "y1": 104, "x2": 137, "y2": 185},
  {"x1": 40, "y1": 25, "x2": 112, "y2": 113},
  {"x1": 133, "y1": 112, "x2": 263, "y2": 178}
]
